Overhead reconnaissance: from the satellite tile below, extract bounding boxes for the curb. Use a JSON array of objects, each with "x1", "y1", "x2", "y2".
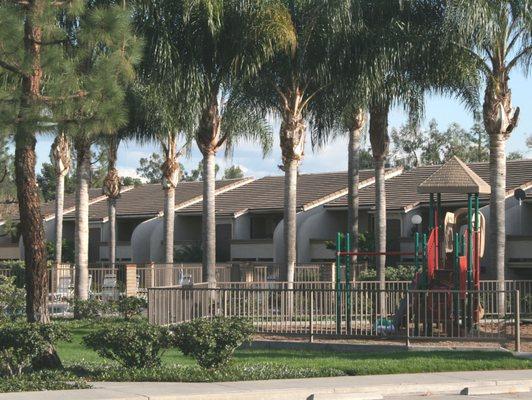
[
  {"x1": 247, "y1": 340, "x2": 508, "y2": 353},
  {"x1": 2, "y1": 374, "x2": 532, "y2": 400}
]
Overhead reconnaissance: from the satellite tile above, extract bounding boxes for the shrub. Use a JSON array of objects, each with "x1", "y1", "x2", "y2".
[
  {"x1": 0, "y1": 322, "x2": 70, "y2": 377},
  {"x1": 358, "y1": 265, "x2": 419, "y2": 281},
  {"x1": 67, "y1": 362, "x2": 346, "y2": 382},
  {"x1": 0, "y1": 370, "x2": 89, "y2": 392},
  {"x1": 117, "y1": 296, "x2": 147, "y2": 320},
  {"x1": 0, "y1": 276, "x2": 25, "y2": 322},
  {"x1": 69, "y1": 298, "x2": 110, "y2": 319},
  {"x1": 0, "y1": 261, "x2": 25, "y2": 288},
  {"x1": 46, "y1": 240, "x2": 75, "y2": 263},
  {"x1": 83, "y1": 321, "x2": 173, "y2": 368},
  {"x1": 171, "y1": 317, "x2": 253, "y2": 370},
  {"x1": 174, "y1": 243, "x2": 202, "y2": 262}
]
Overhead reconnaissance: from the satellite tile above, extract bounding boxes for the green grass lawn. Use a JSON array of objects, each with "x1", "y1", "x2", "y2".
[{"x1": 57, "y1": 320, "x2": 532, "y2": 380}]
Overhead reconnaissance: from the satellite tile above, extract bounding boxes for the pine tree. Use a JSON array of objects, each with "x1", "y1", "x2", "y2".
[{"x1": 0, "y1": 0, "x2": 140, "y2": 321}]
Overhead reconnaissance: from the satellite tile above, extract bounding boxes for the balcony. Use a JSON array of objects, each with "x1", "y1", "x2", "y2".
[
  {"x1": 99, "y1": 241, "x2": 132, "y2": 262},
  {"x1": 0, "y1": 243, "x2": 20, "y2": 260},
  {"x1": 231, "y1": 239, "x2": 273, "y2": 261},
  {"x1": 507, "y1": 235, "x2": 532, "y2": 268},
  {"x1": 309, "y1": 239, "x2": 335, "y2": 262}
]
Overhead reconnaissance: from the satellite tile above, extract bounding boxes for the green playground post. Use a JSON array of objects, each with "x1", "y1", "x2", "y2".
[
  {"x1": 429, "y1": 194, "x2": 434, "y2": 229},
  {"x1": 336, "y1": 232, "x2": 342, "y2": 334},
  {"x1": 414, "y1": 232, "x2": 419, "y2": 275},
  {"x1": 346, "y1": 232, "x2": 352, "y2": 332}
]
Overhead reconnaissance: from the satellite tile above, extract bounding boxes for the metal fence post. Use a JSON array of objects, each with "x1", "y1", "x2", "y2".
[
  {"x1": 515, "y1": 289, "x2": 521, "y2": 353},
  {"x1": 309, "y1": 290, "x2": 314, "y2": 343},
  {"x1": 405, "y1": 290, "x2": 410, "y2": 349}
]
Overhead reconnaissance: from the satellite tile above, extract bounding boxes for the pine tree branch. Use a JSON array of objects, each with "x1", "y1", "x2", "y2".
[
  {"x1": 0, "y1": 59, "x2": 26, "y2": 77},
  {"x1": 32, "y1": 38, "x2": 70, "y2": 46},
  {"x1": 38, "y1": 90, "x2": 87, "y2": 104}
]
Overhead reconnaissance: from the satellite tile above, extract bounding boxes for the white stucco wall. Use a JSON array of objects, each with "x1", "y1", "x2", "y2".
[
  {"x1": 233, "y1": 214, "x2": 251, "y2": 240},
  {"x1": 131, "y1": 217, "x2": 160, "y2": 263}
]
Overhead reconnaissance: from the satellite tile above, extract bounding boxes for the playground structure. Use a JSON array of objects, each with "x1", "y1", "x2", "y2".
[{"x1": 335, "y1": 156, "x2": 491, "y2": 335}]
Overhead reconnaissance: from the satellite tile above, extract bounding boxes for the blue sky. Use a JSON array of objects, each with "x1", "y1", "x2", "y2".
[{"x1": 33, "y1": 70, "x2": 531, "y2": 180}]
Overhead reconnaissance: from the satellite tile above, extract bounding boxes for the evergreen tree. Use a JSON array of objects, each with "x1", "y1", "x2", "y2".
[
  {"x1": 136, "y1": 153, "x2": 163, "y2": 184},
  {"x1": 0, "y1": 0, "x2": 140, "y2": 320},
  {"x1": 222, "y1": 165, "x2": 244, "y2": 180},
  {"x1": 36, "y1": 162, "x2": 76, "y2": 202}
]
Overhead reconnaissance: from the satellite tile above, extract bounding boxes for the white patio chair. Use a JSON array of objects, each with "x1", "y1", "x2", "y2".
[
  {"x1": 54, "y1": 276, "x2": 74, "y2": 301},
  {"x1": 101, "y1": 274, "x2": 119, "y2": 301}
]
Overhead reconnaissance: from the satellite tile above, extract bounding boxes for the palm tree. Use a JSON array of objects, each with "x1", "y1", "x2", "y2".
[
  {"x1": 51, "y1": 132, "x2": 71, "y2": 267},
  {"x1": 66, "y1": 5, "x2": 140, "y2": 302},
  {"x1": 444, "y1": 0, "x2": 531, "y2": 315},
  {"x1": 172, "y1": 0, "x2": 295, "y2": 285},
  {"x1": 359, "y1": 0, "x2": 479, "y2": 314},
  {"x1": 102, "y1": 135, "x2": 121, "y2": 268},
  {"x1": 131, "y1": 0, "x2": 198, "y2": 279},
  {"x1": 237, "y1": 0, "x2": 349, "y2": 286}
]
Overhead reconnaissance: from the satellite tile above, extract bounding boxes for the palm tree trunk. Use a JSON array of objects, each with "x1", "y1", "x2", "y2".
[
  {"x1": 108, "y1": 198, "x2": 116, "y2": 267},
  {"x1": 483, "y1": 76, "x2": 518, "y2": 316},
  {"x1": 52, "y1": 133, "x2": 70, "y2": 267},
  {"x1": 284, "y1": 158, "x2": 298, "y2": 286},
  {"x1": 54, "y1": 172, "x2": 65, "y2": 266},
  {"x1": 202, "y1": 151, "x2": 216, "y2": 286},
  {"x1": 15, "y1": 132, "x2": 49, "y2": 323},
  {"x1": 489, "y1": 133, "x2": 506, "y2": 315},
  {"x1": 347, "y1": 110, "x2": 365, "y2": 278},
  {"x1": 163, "y1": 186, "x2": 175, "y2": 285},
  {"x1": 374, "y1": 157, "x2": 387, "y2": 298},
  {"x1": 103, "y1": 138, "x2": 120, "y2": 269},
  {"x1": 74, "y1": 139, "x2": 91, "y2": 303},
  {"x1": 369, "y1": 102, "x2": 389, "y2": 318}
]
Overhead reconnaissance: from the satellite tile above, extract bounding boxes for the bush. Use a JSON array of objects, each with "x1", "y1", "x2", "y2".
[
  {"x1": 0, "y1": 275, "x2": 25, "y2": 321},
  {"x1": 117, "y1": 296, "x2": 147, "y2": 320},
  {"x1": 171, "y1": 317, "x2": 253, "y2": 370},
  {"x1": 0, "y1": 322, "x2": 70, "y2": 377},
  {"x1": 83, "y1": 321, "x2": 173, "y2": 368},
  {"x1": 69, "y1": 298, "x2": 110, "y2": 319},
  {"x1": 358, "y1": 265, "x2": 419, "y2": 281},
  {"x1": 174, "y1": 243, "x2": 202, "y2": 262},
  {"x1": 67, "y1": 362, "x2": 346, "y2": 382},
  {"x1": 0, "y1": 370, "x2": 89, "y2": 392},
  {"x1": 46, "y1": 240, "x2": 75, "y2": 263},
  {"x1": 0, "y1": 261, "x2": 25, "y2": 288}
]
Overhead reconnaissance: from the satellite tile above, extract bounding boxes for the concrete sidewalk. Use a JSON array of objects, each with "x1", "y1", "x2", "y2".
[{"x1": 1, "y1": 370, "x2": 532, "y2": 400}]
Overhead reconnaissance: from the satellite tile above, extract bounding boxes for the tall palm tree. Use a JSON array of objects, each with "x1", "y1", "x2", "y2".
[
  {"x1": 51, "y1": 132, "x2": 71, "y2": 267},
  {"x1": 102, "y1": 135, "x2": 121, "y2": 267},
  {"x1": 66, "y1": 5, "x2": 141, "y2": 302},
  {"x1": 237, "y1": 0, "x2": 349, "y2": 286},
  {"x1": 172, "y1": 0, "x2": 295, "y2": 285},
  {"x1": 131, "y1": 0, "x2": 197, "y2": 277},
  {"x1": 444, "y1": 0, "x2": 531, "y2": 315},
  {"x1": 360, "y1": 0, "x2": 479, "y2": 313}
]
